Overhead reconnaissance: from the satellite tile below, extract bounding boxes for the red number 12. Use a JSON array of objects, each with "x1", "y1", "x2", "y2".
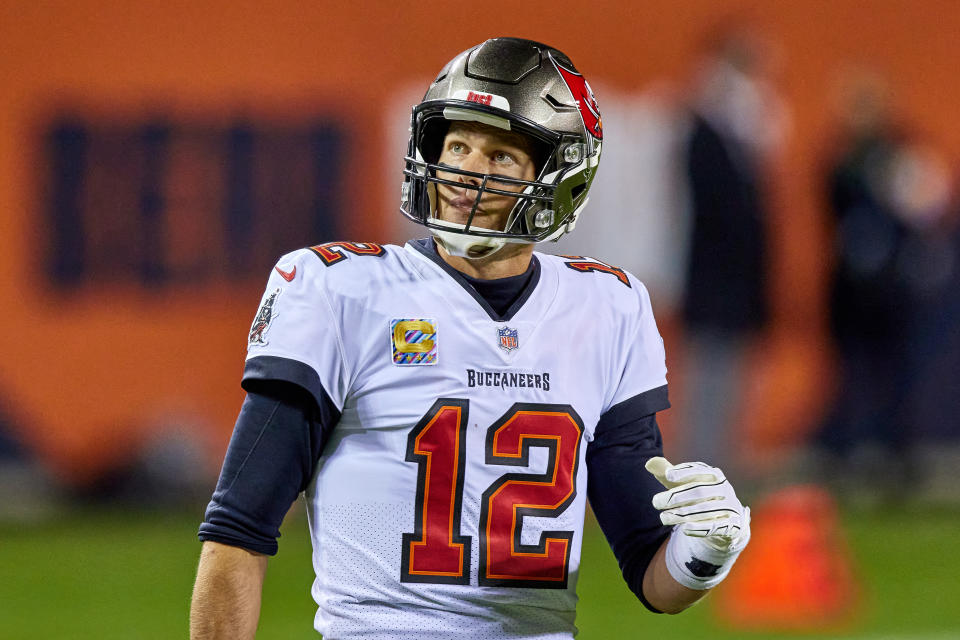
[{"x1": 400, "y1": 399, "x2": 584, "y2": 589}]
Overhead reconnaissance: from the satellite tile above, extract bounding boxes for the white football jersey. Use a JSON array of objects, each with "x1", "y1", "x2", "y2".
[{"x1": 244, "y1": 240, "x2": 669, "y2": 639}]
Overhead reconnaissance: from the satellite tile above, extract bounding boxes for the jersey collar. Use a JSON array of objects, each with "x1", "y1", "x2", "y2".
[{"x1": 407, "y1": 238, "x2": 541, "y2": 322}]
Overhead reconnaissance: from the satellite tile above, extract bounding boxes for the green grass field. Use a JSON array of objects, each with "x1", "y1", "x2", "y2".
[{"x1": 1, "y1": 505, "x2": 957, "y2": 639}]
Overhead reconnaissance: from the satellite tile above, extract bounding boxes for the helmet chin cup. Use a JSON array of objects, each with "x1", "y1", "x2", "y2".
[{"x1": 430, "y1": 222, "x2": 509, "y2": 260}]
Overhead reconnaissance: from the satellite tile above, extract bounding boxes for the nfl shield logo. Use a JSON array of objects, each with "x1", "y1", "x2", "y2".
[{"x1": 498, "y1": 326, "x2": 519, "y2": 352}]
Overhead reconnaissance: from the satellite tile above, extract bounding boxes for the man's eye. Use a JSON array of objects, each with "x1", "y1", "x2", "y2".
[
  {"x1": 450, "y1": 142, "x2": 466, "y2": 153},
  {"x1": 494, "y1": 152, "x2": 514, "y2": 163}
]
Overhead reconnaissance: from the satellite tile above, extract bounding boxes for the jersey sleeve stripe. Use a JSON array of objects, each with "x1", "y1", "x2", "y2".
[
  {"x1": 595, "y1": 384, "x2": 669, "y2": 433},
  {"x1": 243, "y1": 355, "x2": 340, "y2": 413}
]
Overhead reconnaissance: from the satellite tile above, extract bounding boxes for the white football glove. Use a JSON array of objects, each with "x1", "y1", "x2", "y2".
[{"x1": 645, "y1": 457, "x2": 751, "y2": 589}]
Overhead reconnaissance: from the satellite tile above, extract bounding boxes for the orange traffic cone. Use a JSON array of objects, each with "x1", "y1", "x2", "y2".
[{"x1": 710, "y1": 485, "x2": 860, "y2": 632}]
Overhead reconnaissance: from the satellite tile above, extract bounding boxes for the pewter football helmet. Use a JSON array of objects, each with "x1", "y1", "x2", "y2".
[{"x1": 401, "y1": 37, "x2": 603, "y2": 258}]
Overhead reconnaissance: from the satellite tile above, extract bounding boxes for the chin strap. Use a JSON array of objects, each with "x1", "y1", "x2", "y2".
[{"x1": 431, "y1": 228, "x2": 508, "y2": 259}]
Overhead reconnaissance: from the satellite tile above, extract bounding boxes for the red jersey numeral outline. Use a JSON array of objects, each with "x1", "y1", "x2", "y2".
[
  {"x1": 309, "y1": 242, "x2": 386, "y2": 266},
  {"x1": 400, "y1": 399, "x2": 471, "y2": 584},
  {"x1": 400, "y1": 400, "x2": 584, "y2": 589},
  {"x1": 479, "y1": 405, "x2": 583, "y2": 588}
]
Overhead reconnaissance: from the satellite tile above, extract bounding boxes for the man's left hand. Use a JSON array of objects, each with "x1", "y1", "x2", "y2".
[{"x1": 645, "y1": 457, "x2": 750, "y2": 552}]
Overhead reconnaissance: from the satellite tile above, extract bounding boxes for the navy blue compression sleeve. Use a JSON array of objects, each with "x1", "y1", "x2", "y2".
[
  {"x1": 198, "y1": 380, "x2": 339, "y2": 555},
  {"x1": 587, "y1": 387, "x2": 672, "y2": 613}
]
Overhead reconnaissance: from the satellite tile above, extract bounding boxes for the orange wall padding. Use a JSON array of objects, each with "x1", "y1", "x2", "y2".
[{"x1": 2, "y1": 1, "x2": 958, "y2": 481}]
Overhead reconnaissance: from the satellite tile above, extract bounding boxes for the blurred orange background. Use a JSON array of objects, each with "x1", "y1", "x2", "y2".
[{"x1": 2, "y1": 0, "x2": 957, "y2": 482}]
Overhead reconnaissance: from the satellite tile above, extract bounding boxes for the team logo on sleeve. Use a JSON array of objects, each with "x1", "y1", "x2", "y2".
[
  {"x1": 249, "y1": 287, "x2": 281, "y2": 346},
  {"x1": 497, "y1": 326, "x2": 519, "y2": 352},
  {"x1": 391, "y1": 319, "x2": 438, "y2": 365}
]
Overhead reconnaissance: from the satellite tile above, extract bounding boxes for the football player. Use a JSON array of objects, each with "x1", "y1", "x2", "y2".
[{"x1": 191, "y1": 38, "x2": 750, "y2": 640}]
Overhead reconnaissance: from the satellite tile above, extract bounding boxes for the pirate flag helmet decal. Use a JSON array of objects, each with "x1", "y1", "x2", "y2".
[{"x1": 553, "y1": 58, "x2": 603, "y2": 140}]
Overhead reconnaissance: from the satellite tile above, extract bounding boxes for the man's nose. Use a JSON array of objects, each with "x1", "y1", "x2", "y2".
[{"x1": 458, "y1": 152, "x2": 486, "y2": 185}]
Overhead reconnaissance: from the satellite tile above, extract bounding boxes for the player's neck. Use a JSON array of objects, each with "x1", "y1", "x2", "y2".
[{"x1": 436, "y1": 241, "x2": 535, "y2": 280}]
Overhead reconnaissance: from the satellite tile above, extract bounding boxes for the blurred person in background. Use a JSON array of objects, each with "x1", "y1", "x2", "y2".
[
  {"x1": 190, "y1": 38, "x2": 752, "y2": 639},
  {"x1": 677, "y1": 27, "x2": 788, "y2": 477},
  {"x1": 815, "y1": 69, "x2": 956, "y2": 500},
  {"x1": 0, "y1": 400, "x2": 62, "y2": 522}
]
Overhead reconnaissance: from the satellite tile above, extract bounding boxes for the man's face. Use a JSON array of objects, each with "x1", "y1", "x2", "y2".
[{"x1": 435, "y1": 121, "x2": 537, "y2": 232}]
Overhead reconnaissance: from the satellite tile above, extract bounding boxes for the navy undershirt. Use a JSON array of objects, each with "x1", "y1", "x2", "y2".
[
  {"x1": 199, "y1": 248, "x2": 671, "y2": 612},
  {"x1": 410, "y1": 238, "x2": 540, "y2": 321},
  {"x1": 460, "y1": 266, "x2": 536, "y2": 318}
]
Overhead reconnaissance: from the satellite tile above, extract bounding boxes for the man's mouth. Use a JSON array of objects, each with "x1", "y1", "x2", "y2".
[{"x1": 449, "y1": 195, "x2": 480, "y2": 213}]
